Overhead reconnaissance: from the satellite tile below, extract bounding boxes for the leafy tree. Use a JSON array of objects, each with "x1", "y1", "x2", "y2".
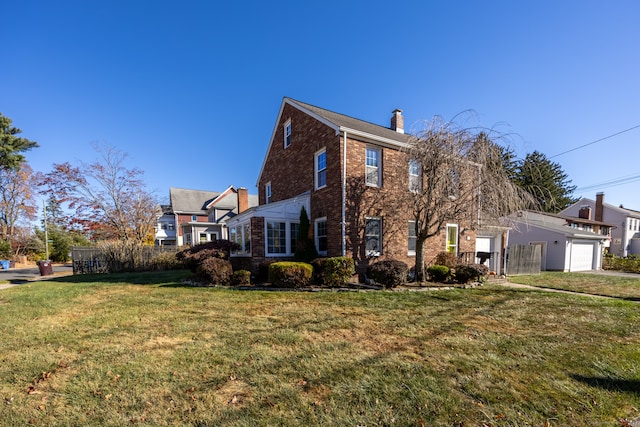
[
  {"x1": 38, "y1": 143, "x2": 160, "y2": 243},
  {"x1": 0, "y1": 113, "x2": 38, "y2": 170},
  {"x1": 35, "y1": 226, "x2": 91, "y2": 262},
  {"x1": 294, "y1": 205, "x2": 318, "y2": 262},
  {"x1": 0, "y1": 163, "x2": 38, "y2": 241},
  {"x1": 513, "y1": 150, "x2": 577, "y2": 213},
  {"x1": 402, "y1": 118, "x2": 535, "y2": 282}
]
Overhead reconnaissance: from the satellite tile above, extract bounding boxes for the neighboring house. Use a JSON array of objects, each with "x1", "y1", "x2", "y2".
[
  {"x1": 507, "y1": 210, "x2": 613, "y2": 272},
  {"x1": 561, "y1": 192, "x2": 640, "y2": 257},
  {"x1": 161, "y1": 186, "x2": 258, "y2": 246},
  {"x1": 155, "y1": 204, "x2": 177, "y2": 246},
  {"x1": 226, "y1": 97, "x2": 481, "y2": 276}
]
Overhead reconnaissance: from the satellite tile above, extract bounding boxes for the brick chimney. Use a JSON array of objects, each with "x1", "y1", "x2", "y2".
[
  {"x1": 595, "y1": 192, "x2": 604, "y2": 222},
  {"x1": 237, "y1": 187, "x2": 248, "y2": 213},
  {"x1": 391, "y1": 109, "x2": 404, "y2": 134},
  {"x1": 578, "y1": 206, "x2": 592, "y2": 220}
]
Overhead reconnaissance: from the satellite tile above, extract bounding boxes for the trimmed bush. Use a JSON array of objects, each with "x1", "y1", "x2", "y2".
[
  {"x1": 454, "y1": 264, "x2": 489, "y2": 284},
  {"x1": 231, "y1": 270, "x2": 251, "y2": 286},
  {"x1": 434, "y1": 251, "x2": 457, "y2": 268},
  {"x1": 603, "y1": 254, "x2": 640, "y2": 273},
  {"x1": 311, "y1": 257, "x2": 355, "y2": 288},
  {"x1": 177, "y1": 240, "x2": 238, "y2": 272},
  {"x1": 195, "y1": 257, "x2": 233, "y2": 285},
  {"x1": 427, "y1": 264, "x2": 450, "y2": 283},
  {"x1": 150, "y1": 251, "x2": 184, "y2": 271},
  {"x1": 268, "y1": 262, "x2": 313, "y2": 288},
  {"x1": 366, "y1": 260, "x2": 408, "y2": 288}
]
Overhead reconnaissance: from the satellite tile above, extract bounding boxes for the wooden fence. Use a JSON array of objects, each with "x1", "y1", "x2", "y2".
[
  {"x1": 72, "y1": 246, "x2": 177, "y2": 274},
  {"x1": 506, "y1": 244, "x2": 541, "y2": 276}
]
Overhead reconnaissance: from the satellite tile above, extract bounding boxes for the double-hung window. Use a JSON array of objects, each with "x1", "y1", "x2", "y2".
[
  {"x1": 366, "y1": 147, "x2": 381, "y2": 187},
  {"x1": 409, "y1": 160, "x2": 421, "y2": 192},
  {"x1": 446, "y1": 224, "x2": 458, "y2": 254},
  {"x1": 284, "y1": 120, "x2": 292, "y2": 148},
  {"x1": 408, "y1": 220, "x2": 417, "y2": 255},
  {"x1": 365, "y1": 217, "x2": 382, "y2": 256},
  {"x1": 315, "y1": 217, "x2": 327, "y2": 255},
  {"x1": 315, "y1": 149, "x2": 327, "y2": 190},
  {"x1": 265, "y1": 182, "x2": 272, "y2": 204}
]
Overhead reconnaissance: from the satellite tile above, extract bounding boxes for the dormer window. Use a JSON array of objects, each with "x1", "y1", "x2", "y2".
[{"x1": 284, "y1": 119, "x2": 292, "y2": 148}]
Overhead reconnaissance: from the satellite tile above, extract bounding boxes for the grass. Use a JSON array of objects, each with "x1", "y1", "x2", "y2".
[
  {"x1": 509, "y1": 271, "x2": 640, "y2": 300},
  {"x1": 0, "y1": 270, "x2": 638, "y2": 426}
]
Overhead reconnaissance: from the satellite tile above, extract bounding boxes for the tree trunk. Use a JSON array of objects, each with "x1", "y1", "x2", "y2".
[{"x1": 414, "y1": 237, "x2": 426, "y2": 282}]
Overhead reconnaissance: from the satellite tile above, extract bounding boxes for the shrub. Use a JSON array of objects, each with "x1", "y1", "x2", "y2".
[
  {"x1": 150, "y1": 251, "x2": 183, "y2": 271},
  {"x1": 603, "y1": 254, "x2": 640, "y2": 273},
  {"x1": 268, "y1": 262, "x2": 313, "y2": 288},
  {"x1": 434, "y1": 252, "x2": 457, "y2": 268},
  {"x1": 231, "y1": 270, "x2": 251, "y2": 286},
  {"x1": 0, "y1": 239, "x2": 12, "y2": 259},
  {"x1": 294, "y1": 206, "x2": 318, "y2": 263},
  {"x1": 311, "y1": 257, "x2": 355, "y2": 288},
  {"x1": 454, "y1": 264, "x2": 489, "y2": 284},
  {"x1": 366, "y1": 260, "x2": 408, "y2": 288},
  {"x1": 427, "y1": 264, "x2": 450, "y2": 283},
  {"x1": 176, "y1": 240, "x2": 238, "y2": 272},
  {"x1": 195, "y1": 257, "x2": 233, "y2": 285}
]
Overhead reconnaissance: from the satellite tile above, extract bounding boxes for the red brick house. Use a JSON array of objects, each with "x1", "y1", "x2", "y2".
[{"x1": 227, "y1": 97, "x2": 482, "y2": 277}]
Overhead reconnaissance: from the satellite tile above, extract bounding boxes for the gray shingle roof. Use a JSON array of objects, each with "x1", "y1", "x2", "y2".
[
  {"x1": 170, "y1": 188, "x2": 221, "y2": 214},
  {"x1": 287, "y1": 98, "x2": 414, "y2": 145}
]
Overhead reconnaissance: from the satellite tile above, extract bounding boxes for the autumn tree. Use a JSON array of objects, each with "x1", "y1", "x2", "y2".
[
  {"x1": 0, "y1": 113, "x2": 39, "y2": 170},
  {"x1": 403, "y1": 119, "x2": 535, "y2": 282},
  {"x1": 512, "y1": 150, "x2": 577, "y2": 213},
  {"x1": 38, "y1": 144, "x2": 160, "y2": 243},
  {"x1": 0, "y1": 163, "x2": 38, "y2": 240}
]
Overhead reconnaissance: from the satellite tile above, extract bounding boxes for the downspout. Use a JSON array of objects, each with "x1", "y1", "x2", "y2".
[{"x1": 342, "y1": 130, "x2": 347, "y2": 256}]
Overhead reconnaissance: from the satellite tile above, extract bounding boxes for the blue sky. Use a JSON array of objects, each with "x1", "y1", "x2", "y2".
[{"x1": 3, "y1": 1, "x2": 640, "y2": 211}]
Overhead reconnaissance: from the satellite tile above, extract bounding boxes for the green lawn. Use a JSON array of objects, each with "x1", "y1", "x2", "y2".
[
  {"x1": 508, "y1": 271, "x2": 640, "y2": 300},
  {"x1": 0, "y1": 270, "x2": 638, "y2": 426}
]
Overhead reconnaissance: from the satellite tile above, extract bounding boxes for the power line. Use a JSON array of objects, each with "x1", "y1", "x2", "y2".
[
  {"x1": 550, "y1": 124, "x2": 640, "y2": 158},
  {"x1": 575, "y1": 173, "x2": 640, "y2": 193}
]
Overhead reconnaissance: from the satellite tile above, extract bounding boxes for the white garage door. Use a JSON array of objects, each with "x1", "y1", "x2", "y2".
[{"x1": 570, "y1": 242, "x2": 595, "y2": 271}]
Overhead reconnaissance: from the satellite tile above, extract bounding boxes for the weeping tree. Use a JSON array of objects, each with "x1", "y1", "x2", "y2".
[{"x1": 402, "y1": 120, "x2": 536, "y2": 282}]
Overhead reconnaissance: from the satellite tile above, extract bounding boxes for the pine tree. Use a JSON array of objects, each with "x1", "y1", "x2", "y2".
[{"x1": 295, "y1": 206, "x2": 318, "y2": 262}]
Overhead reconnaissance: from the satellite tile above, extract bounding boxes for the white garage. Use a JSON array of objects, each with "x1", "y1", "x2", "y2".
[{"x1": 569, "y1": 241, "x2": 597, "y2": 272}]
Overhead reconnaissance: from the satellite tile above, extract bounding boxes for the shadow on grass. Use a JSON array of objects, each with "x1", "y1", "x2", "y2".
[
  {"x1": 571, "y1": 374, "x2": 640, "y2": 395},
  {"x1": 39, "y1": 270, "x2": 192, "y2": 286}
]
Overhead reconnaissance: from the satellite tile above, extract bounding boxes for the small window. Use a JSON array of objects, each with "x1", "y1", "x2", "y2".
[
  {"x1": 192, "y1": 215, "x2": 197, "y2": 221},
  {"x1": 365, "y1": 217, "x2": 382, "y2": 256},
  {"x1": 284, "y1": 120, "x2": 292, "y2": 148},
  {"x1": 446, "y1": 169, "x2": 460, "y2": 200},
  {"x1": 265, "y1": 182, "x2": 272, "y2": 204},
  {"x1": 408, "y1": 221, "x2": 417, "y2": 254},
  {"x1": 167, "y1": 223, "x2": 174, "y2": 230},
  {"x1": 409, "y1": 160, "x2": 420, "y2": 192},
  {"x1": 446, "y1": 224, "x2": 458, "y2": 254},
  {"x1": 315, "y1": 149, "x2": 327, "y2": 190},
  {"x1": 290, "y1": 222, "x2": 299, "y2": 254},
  {"x1": 366, "y1": 147, "x2": 381, "y2": 187},
  {"x1": 161, "y1": 224, "x2": 168, "y2": 230},
  {"x1": 315, "y1": 217, "x2": 327, "y2": 255}
]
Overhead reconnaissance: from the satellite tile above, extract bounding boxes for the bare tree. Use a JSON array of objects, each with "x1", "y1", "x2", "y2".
[
  {"x1": 0, "y1": 163, "x2": 38, "y2": 240},
  {"x1": 38, "y1": 144, "x2": 160, "y2": 243},
  {"x1": 402, "y1": 118, "x2": 535, "y2": 281}
]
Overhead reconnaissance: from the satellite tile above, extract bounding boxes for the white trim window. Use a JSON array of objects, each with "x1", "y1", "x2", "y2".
[
  {"x1": 265, "y1": 220, "x2": 300, "y2": 256},
  {"x1": 446, "y1": 223, "x2": 458, "y2": 254},
  {"x1": 315, "y1": 148, "x2": 327, "y2": 190},
  {"x1": 265, "y1": 182, "x2": 272, "y2": 204},
  {"x1": 230, "y1": 222, "x2": 251, "y2": 256},
  {"x1": 365, "y1": 217, "x2": 382, "y2": 256},
  {"x1": 284, "y1": 119, "x2": 292, "y2": 148},
  {"x1": 408, "y1": 220, "x2": 417, "y2": 255},
  {"x1": 366, "y1": 147, "x2": 381, "y2": 187},
  {"x1": 315, "y1": 217, "x2": 327, "y2": 255},
  {"x1": 409, "y1": 159, "x2": 421, "y2": 192}
]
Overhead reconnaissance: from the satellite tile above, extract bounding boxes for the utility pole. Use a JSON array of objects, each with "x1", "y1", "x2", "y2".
[{"x1": 43, "y1": 199, "x2": 49, "y2": 260}]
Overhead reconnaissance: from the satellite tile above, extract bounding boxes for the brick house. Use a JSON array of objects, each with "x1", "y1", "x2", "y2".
[{"x1": 226, "y1": 97, "x2": 481, "y2": 277}]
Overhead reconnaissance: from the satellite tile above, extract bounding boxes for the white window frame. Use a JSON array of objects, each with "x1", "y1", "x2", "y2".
[
  {"x1": 315, "y1": 217, "x2": 327, "y2": 256},
  {"x1": 366, "y1": 147, "x2": 381, "y2": 187},
  {"x1": 315, "y1": 148, "x2": 327, "y2": 190},
  {"x1": 265, "y1": 182, "x2": 272, "y2": 204},
  {"x1": 265, "y1": 220, "x2": 300, "y2": 257},
  {"x1": 230, "y1": 222, "x2": 251, "y2": 256},
  {"x1": 365, "y1": 216, "x2": 382, "y2": 256},
  {"x1": 409, "y1": 159, "x2": 421, "y2": 192},
  {"x1": 284, "y1": 119, "x2": 292, "y2": 148},
  {"x1": 446, "y1": 223, "x2": 458, "y2": 254},
  {"x1": 408, "y1": 220, "x2": 417, "y2": 256}
]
